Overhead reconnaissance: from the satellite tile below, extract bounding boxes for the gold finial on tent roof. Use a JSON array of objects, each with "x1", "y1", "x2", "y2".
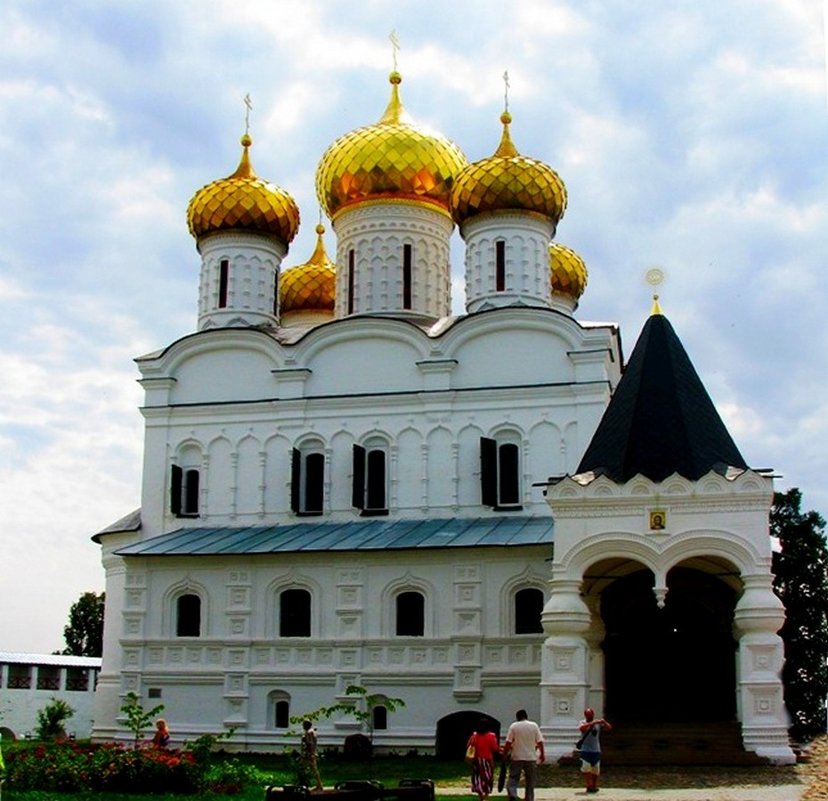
[{"x1": 645, "y1": 267, "x2": 665, "y2": 315}]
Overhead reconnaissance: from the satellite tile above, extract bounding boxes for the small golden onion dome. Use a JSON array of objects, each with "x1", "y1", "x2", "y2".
[
  {"x1": 280, "y1": 223, "x2": 336, "y2": 314},
  {"x1": 315, "y1": 72, "x2": 468, "y2": 219},
  {"x1": 549, "y1": 242, "x2": 588, "y2": 301},
  {"x1": 451, "y1": 111, "x2": 567, "y2": 225},
  {"x1": 187, "y1": 134, "x2": 300, "y2": 244}
]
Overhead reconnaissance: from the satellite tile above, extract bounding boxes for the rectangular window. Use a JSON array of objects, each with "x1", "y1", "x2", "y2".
[
  {"x1": 171, "y1": 465, "x2": 200, "y2": 517},
  {"x1": 496, "y1": 240, "x2": 506, "y2": 291},
  {"x1": 480, "y1": 436, "x2": 522, "y2": 510},
  {"x1": 291, "y1": 448, "x2": 324, "y2": 516},
  {"x1": 348, "y1": 249, "x2": 355, "y2": 315},
  {"x1": 403, "y1": 243, "x2": 412, "y2": 309},
  {"x1": 219, "y1": 259, "x2": 229, "y2": 308},
  {"x1": 352, "y1": 443, "x2": 388, "y2": 516}
]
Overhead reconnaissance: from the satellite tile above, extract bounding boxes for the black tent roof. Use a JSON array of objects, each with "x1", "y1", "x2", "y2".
[{"x1": 576, "y1": 311, "x2": 748, "y2": 483}]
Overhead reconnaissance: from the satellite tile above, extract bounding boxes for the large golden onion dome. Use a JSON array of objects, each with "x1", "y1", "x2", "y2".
[
  {"x1": 280, "y1": 224, "x2": 336, "y2": 314},
  {"x1": 187, "y1": 134, "x2": 300, "y2": 244},
  {"x1": 315, "y1": 72, "x2": 468, "y2": 219},
  {"x1": 450, "y1": 111, "x2": 567, "y2": 225},
  {"x1": 549, "y1": 242, "x2": 588, "y2": 302}
]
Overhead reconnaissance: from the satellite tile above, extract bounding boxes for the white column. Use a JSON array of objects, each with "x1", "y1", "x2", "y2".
[
  {"x1": 733, "y1": 574, "x2": 795, "y2": 764},
  {"x1": 539, "y1": 577, "x2": 592, "y2": 760}
]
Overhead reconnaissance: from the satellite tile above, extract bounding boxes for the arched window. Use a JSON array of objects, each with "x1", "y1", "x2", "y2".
[
  {"x1": 269, "y1": 691, "x2": 291, "y2": 729},
  {"x1": 372, "y1": 704, "x2": 388, "y2": 731},
  {"x1": 291, "y1": 444, "x2": 325, "y2": 516},
  {"x1": 176, "y1": 593, "x2": 202, "y2": 637},
  {"x1": 495, "y1": 239, "x2": 506, "y2": 292},
  {"x1": 480, "y1": 435, "x2": 522, "y2": 510},
  {"x1": 514, "y1": 587, "x2": 544, "y2": 634},
  {"x1": 275, "y1": 699, "x2": 290, "y2": 728},
  {"x1": 280, "y1": 588, "x2": 311, "y2": 637},
  {"x1": 396, "y1": 590, "x2": 425, "y2": 636},
  {"x1": 170, "y1": 465, "x2": 200, "y2": 516},
  {"x1": 353, "y1": 439, "x2": 389, "y2": 516}
]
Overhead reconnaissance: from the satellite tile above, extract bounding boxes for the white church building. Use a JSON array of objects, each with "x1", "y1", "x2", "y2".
[{"x1": 91, "y1": 69, "x2": 794, "y2": 764}]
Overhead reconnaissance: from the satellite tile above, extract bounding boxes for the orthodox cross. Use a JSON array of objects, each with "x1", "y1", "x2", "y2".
[{"x1": 244, "y1": 93, "x2": 252, "y2": 135}]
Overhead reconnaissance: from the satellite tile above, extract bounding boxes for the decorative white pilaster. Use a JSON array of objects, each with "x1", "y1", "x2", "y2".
[
  {"x1": 197, "y1": 231, "x2": 286, "y2": 330},
  {"x1": 733, "y1": 574, "x2": 795, "y2": 764},
  {"x1": 333, "y1": 203, "x2": 454, "y2": 320},
  {"x1": 461, "y1": 213, "x2": 554, "y2": 313},
  {"x1": 539, "y1": 577, "x2": 593, "y2": 760}
]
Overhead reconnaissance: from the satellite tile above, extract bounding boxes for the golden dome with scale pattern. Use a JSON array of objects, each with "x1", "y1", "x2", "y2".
[
  {"x1": 280, "y1": 224, "x2": 336, "y2": 314},
  {"x1": 187, "y1": 134, "x2": 300, "y2": 244},
  {"x1": 315, "y1": 72, "x2": 468, "y2": 219},
  {"x1": 450, "y1": 111, "x2": 567, "y2": 225},
  {"x1": 549, "y1": 242, "x2": 588, "y2": 302}
]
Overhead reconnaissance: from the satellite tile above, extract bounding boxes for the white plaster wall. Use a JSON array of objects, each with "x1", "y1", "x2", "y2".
[{"x1": 93, "y1": 546, "x2": 550, "y2": 749}]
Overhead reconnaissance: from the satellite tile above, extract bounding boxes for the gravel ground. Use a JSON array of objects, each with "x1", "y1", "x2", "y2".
[{"x1": 439, "y1": 739, "x2": 828, "y2": 800}]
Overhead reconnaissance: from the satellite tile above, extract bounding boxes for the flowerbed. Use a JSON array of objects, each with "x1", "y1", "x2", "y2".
[{"x1": 3, "y1": 740, "x2": 258, "y2": 794}]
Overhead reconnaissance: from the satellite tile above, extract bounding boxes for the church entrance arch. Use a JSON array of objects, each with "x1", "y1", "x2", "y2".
[
  {"x1": 597, "y1": 559, "x2": 739, "y2": 723},
  {"x1": 435, "y1": 711, "x2": 501, "y2": 759}
]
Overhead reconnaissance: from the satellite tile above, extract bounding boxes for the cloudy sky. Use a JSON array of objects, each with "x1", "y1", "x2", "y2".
[{"x1": 0, "y1": 0, "x2": 826, "y2": 654}]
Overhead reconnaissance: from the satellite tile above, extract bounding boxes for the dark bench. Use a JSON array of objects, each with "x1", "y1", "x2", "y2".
[{"x1": 265, "y1": 779, "x2": 435, "y2": 801}]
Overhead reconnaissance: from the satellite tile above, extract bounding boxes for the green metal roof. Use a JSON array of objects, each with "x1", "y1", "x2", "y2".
[{"x1": 115, "y1": 516, "x2": 553, "y2": 557}]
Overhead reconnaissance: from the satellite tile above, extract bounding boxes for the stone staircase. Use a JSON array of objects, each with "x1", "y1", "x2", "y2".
[{"x1": 562, "y1": 721, "x2": 771, "y2": 766}]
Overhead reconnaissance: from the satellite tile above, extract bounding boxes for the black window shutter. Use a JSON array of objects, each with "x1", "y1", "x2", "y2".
[
  {"x1": 290, "y1": 448, "x2": 301, "y2": 513},
  {"x1": 480, "y1": 437, "x2": 498, "y2": 507},
  {"x1": 170, "y1": 465, "x2": 182, "y2": 515},
  {"x1": 352, "y1": 444, "x2": 366, "y2": 509}
]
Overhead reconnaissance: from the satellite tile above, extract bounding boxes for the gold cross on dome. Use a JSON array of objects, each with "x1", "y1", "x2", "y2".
[
  {"x1": 244, "y1": 93, "x2": 252, "y2": 135},
  {"x1": 503, "y1": 70, "x2": 510, "y2": 112},
  {"x1": 390, "y1": 30, "x2": 400, "y2": 71}
]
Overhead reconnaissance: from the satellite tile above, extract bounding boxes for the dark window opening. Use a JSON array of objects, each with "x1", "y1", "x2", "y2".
[
  {"x1": 373, "y1": 705, "x2": 388, "y2": 730},
  {"x1": 396, "y1": 591, "x2": 425, "y2": 636},
  {"x1": 148, "y1": 687, "x2": 162, "y2": 699},
  {"x1": 348, "y1": 249, "x2": 355, "y2": 315},
  {"x1": 171, "y1": 465, "x2": 200, "y2": 517},
  {"x1": 176, "y1": 593, "x2": 201, "y2": 637},
  {"x1": 480, "y1": 437, "x2": 522, "y2": 510},
  {"x1": 291, "y1": 448, "x2": 324, "y2": 516},
  {"x1": 498, "y1": 443, "x2": 520, "y2": 505},
  {"x1": 495, "y1": 240, "x2": 506, "y2": 291},
  {"x1": 275, "y1": 699, "x2": 290, "y2": 728},
  {"x1": 352, "y1": 444, "x2": 388, "y2": 515},
  {"x1": 280, "y1": 588, "x2": 311, "y2": 637},
  {"x1": 403, "y1": 244, "x2": 412, "y2": 309},
  {"x1": 219, "y1": 259, "x2": 229, "y2": 308},
  {"x1": 515, "y1": 588, "x2": 544, "y2": 634}
]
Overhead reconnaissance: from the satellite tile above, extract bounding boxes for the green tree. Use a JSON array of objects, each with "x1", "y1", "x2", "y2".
[
  {"x1": 771, "y1": 488, "x2": 828, "y2": 742},
  {"x1": 36, "y1": 697, "x2": 74, "y2": 740},
  {"x1": 120, "y1": 691, "x2": 165, "y2": 747},
  {"x1": 62, "y1": 591, "x2": 105, "y2": 657}
]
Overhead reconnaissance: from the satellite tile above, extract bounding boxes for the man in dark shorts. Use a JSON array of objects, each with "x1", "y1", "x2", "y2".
[{"x1": 578, "y1": 708, "x2": 612, "y2": 793}]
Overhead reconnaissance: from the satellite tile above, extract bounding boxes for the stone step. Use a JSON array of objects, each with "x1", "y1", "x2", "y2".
[{"x1": 560, "y1": 722, "x2": 771, "y2": 767}]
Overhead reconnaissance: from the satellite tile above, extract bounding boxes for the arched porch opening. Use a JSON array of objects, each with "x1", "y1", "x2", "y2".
[
  {"x1": 434, "y1": 711, "x2": 501, "y2": 759},
  {"x1": 586, "y1": 556, "x2": 740, "y2": 724}
]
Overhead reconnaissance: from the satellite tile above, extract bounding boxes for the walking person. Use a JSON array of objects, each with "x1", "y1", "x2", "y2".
[
  {"x1": 503, "y1": 709, "x2": 544, "y2": 801},
  {"x1": 466, "y1": 718, "x2": 500, "y2": 801},
  {"x1": 578, "y1": 708, "x2": 612, "y2": 794},
  {"x1": 300, "y1": 719, "x2": 324, "y2": 791}
]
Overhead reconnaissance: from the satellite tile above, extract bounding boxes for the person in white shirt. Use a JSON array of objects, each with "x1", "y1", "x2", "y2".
[{"x1": 503, "y1": 709, "x2": 545, "y2": 801}]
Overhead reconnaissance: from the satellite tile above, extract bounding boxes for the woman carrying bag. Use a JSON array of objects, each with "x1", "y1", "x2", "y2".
[{"x1": 466, "y1": 718, "x2": 500, "y2": 801}]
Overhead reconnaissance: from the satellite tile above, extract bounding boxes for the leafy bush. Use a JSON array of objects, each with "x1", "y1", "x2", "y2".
[
  {"x1": 1, "y1": 739, "x2": 256, "y2": 794},
  {"x1": 36, "y1": 697, "x2": 75, "y2": 740}
]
